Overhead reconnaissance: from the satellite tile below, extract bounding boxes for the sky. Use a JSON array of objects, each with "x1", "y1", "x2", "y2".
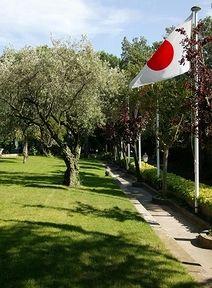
[{"x1": 0, "y1": 0, "x2": 211, "y2": 56}]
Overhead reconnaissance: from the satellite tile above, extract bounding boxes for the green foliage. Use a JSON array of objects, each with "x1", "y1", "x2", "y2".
[
  {"x1": 120, "y1": 36, "x2": 152, "y2": 116},
  {"x1": 154, "y1": 79, "x2": 190, "y2": 148},
  {"x1": 127, "y1": 160, "x2": 136, "y2": 174},
  {"x1": 0, "y1": 38, "x2": 125, "y2": 185},
  {"x1": 201, "y1": 16, "x2": 212, "y2": 67},
  {"x1": 142, "y1": 163, "x2": 162, "y2": 190},
  {"x1": 98, "y1": 51, "x2": 121, "y2": 68},
  {"x1": 141, "y1": 163, "x2": 212, "y2": 220},
  {"x1": 121, "y1": 36, "x2": 152, "y2": 76},
  {"x1": 30, "y1": 146, "x2": 38, "y2": 156},
  {"x1": 199, "y1": 185, "x2": 212, "y2": 214},
  {"x1": 0, "y1": 38, "x2": 124, "y2": 146}
]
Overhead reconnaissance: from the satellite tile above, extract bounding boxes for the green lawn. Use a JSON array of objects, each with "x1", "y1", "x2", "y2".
[{"x1": 0, "y1": 156, "x2": 199, "y2": 288}]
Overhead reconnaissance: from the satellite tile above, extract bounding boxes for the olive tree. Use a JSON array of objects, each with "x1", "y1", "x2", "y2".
[{"x1": 0, "y1": 39, "x2": 122, "y2": 186}]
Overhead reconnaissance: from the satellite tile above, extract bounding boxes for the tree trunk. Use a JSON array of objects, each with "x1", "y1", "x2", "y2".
[
  {"x1": 23, "y1": 137, "x2": 28, "y2": 164},
  {"x1": 62, "y1": 145, "x2": 80, "y2": 187},
  {"x1": 120, "y1": 140, "x2": 124, "y2": 160},
  {"x1": 116, "y1": 142, "x2": 121, "y2": 162},
  {"x1": 122, "y1": 142, "x2": 129, "y2": 170},
  {"x1": 132, "y1": 143, "x2": 142, "y2": 182},
  {"x1": 75, "y1": 144, "x2": 81, "y2": 163},
  {"x1": 114, "y1": 145, "x2": 117, "y2": 161},
  {"x1": 162, "y1": 146, "x2": 169, "y2": 197},
  {"x1": 83, "y1": 136, "x2": 89, "y2": 158},
  {"x1": 42, "y1": 147, "x2": 49, "y2": 156}
]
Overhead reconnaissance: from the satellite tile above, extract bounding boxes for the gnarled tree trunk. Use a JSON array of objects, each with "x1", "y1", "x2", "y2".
[{"x1": 62, "y1": 145, "x2": 80, "y2": 187}]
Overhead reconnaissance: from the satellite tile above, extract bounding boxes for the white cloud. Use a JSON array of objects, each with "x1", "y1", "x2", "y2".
[{"x1": 0, "y1": 0, "x2": 138, "y2": 48}]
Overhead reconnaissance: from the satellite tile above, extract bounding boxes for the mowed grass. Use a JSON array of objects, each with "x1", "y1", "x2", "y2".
[{"x1": 0, "y1": 156, "x2": 199, "y2": 288}]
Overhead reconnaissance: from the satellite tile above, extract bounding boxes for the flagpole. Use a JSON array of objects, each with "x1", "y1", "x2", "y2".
[
  {"x1": 127, "y1": 93, "x2": 130, "y2": 168},
  {"x1": 152, "y1": 84, "x2": 160, "y2": 177},
  {"x1": 138, "y1": 133, "x2": 142, "y2": 170},
  {"x1": 156, "y1": 98, "x2": 160, "y2": 178},
  {"x1": 191, "y1": 6, "x2": 201, "y2": 214}
]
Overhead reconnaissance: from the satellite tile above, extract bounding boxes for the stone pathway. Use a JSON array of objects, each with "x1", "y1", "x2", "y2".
[{"x1": 108, "y1": 166, "x2": 212, "y2": 287}]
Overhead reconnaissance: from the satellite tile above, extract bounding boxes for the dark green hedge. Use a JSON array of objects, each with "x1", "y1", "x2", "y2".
[
  {"x1": 116, "y1": 160, "x2": 212, "y2": 222},
  {"x1": 141, "y1": 163, "x2": 212, "y2": 222}
]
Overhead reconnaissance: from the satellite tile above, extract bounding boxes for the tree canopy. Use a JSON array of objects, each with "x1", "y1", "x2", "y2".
[{"x1": 0, "y1": 39, "x2": 124, "y2": 186}]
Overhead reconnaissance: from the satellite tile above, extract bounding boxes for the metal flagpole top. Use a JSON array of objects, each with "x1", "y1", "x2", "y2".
[{"x1": 191, "y1": 6, "x2": 201, "y2": 12}]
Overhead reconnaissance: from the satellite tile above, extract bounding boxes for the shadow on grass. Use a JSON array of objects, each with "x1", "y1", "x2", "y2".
[
  {"x1": 24, "y1": 183, "x2": 67, "y2": 190},
  {"x1": 22, "y1": 202, "x2": 144, "y2": 222},
  {"x1": 70, "y1": 202, "x2": 145, "y2": 222},
  {"x1": 0, "y1": 171, "x2": 65, "y2": 189},
  {"x1": 0, "y1": 219, "x2": 200, "y2": 288},
  {"x1": 0, "y1": 159, "x2": 122, "y2": 198},
  {"x1": 80, "y1": 160, "x2": 104, "y2": 170},
  {"x1": 80, "y1": 171, "x2": 125, "y2": 198},
  {"x1": 0, "y1": 168, "x2": 123, "y2": 197},
  {"x1": 0, "y1": 159, "x2": 19, "y2": 164},
  {"x1": 80, "y1": 165, "x2": 102, "y2": 170}
]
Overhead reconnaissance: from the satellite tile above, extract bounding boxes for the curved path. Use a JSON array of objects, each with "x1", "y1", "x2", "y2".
[{"x1": 108, "y1": 165, "x2": 212, "y2": 287}]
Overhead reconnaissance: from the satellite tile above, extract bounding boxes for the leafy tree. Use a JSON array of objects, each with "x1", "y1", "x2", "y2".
[
  {"x1": 155, "y1": 80, "x2": 190, "y2": 195},
  {"x1": 0, "y1": 100, "x2": 17, "y2": 153},
  {"x1": 106, "y1": 36, "x2": 153, "y2": 179},
  {"x1": 0, "y1": 99, "x2": 30, "y2": 160},
  {"x1": 0, "y1": 39, "x2": 122, "y2": 186},
  {"x1": 121, "y1": 36, "x2": 152, "y2": 74},
  {"x1": 141, "y1": 17, "x2": 211, "y2": 193},
  {"x1": 98, "y1": 51, "x2": 121, "y2": 68},
  {"x1": 201, "y1": 16, "x2": 212, "y2": 67},
  {"x1": 177, "y1": 16, "x2": 212, "y2": 141}
]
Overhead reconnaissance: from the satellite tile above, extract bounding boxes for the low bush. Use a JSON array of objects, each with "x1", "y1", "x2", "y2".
[
  {"x1": 141, "y1": 163, "x2": 212, "y2": 222},
  {"x1": 142, "y1": 163, "x2": 162, "y2": 190},
  {"x1": 112, "y1": 158, "x2": 211, "y2": 221}
]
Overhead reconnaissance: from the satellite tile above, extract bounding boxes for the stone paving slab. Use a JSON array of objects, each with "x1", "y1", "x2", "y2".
[{"x1": 108, "y1": 166, "x2": 212, "y2": 287}]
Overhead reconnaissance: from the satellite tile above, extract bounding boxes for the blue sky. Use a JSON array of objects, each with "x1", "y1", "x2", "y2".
[{"x1": 0, "y1": 0, "x2": 211, "y2": 56}]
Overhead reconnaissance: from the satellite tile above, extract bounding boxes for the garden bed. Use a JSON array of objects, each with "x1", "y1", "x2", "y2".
[
  {"x1": 116, "y1": 159, "x2": 212, "y2": 223},
  {"x1": 141, "y1": 163, "x2": 212, "y2": 223}
]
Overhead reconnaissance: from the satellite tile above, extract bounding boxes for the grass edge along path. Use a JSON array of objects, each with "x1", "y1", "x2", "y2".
[{"x1": 0, "y1": 156, "x2": 200, "y2": 288}]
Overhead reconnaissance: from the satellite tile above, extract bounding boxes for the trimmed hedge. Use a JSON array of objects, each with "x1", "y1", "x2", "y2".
[
  {"x1": 141, "y1": 163, "x2": 212, "y2": 222},
  {"x1": 116, "y1": 159, "x2": 212, "y2": 222}
]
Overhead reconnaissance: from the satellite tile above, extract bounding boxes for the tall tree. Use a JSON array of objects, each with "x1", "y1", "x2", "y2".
[
  {"x1": 121, "y1": 37, "x2": 153, "y2": 180},
  {"x1": 0, "y1": 40, "x2": 122, "y2": 186},
  {"x1": 98, "y1": 51, "x2": 121, "y2": 68}
]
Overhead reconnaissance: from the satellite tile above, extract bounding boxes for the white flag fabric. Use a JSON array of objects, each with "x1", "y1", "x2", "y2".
[{"x1": 129, "y1": 15, "x2": 192, "y2": 88}]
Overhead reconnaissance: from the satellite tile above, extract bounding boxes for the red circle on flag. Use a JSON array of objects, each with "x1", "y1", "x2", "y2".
[{"x1": 147, "y1": 40, "x2": 174, "y2": 71}]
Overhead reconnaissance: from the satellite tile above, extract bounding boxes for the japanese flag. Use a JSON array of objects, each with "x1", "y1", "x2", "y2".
[{"x1": 130, "y1": 15, "x2": 192, "y2": 88}]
